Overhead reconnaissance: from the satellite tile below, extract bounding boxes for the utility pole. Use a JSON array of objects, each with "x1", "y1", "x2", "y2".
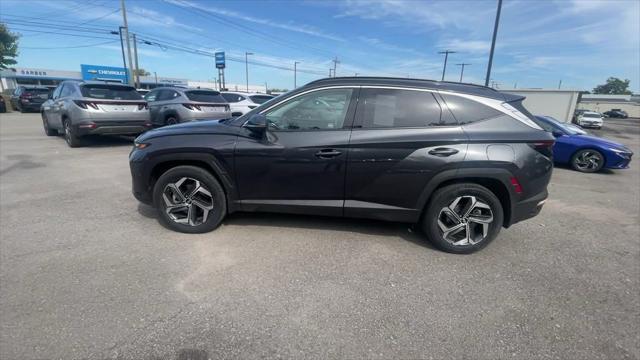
[
  {"x1": 456, "y1": 63, "x2": 471, "y2": 82},
  {"x1": 120, "y1": 0, "x2": 134, "y2": 85},
  {"x1": 438, "y1": 50, "x2": 456, "y2": 81},
  {"x1": 132, "y1": 33, "x2": 140, "y2": 88},
  {"x1": 294, "y1": 61, "x2": 299, "y2": 88},
  {"x1": 245, "y1": 52, "x2": 253, "y2": 92},
  {"x1": 154, "y1": 71, "x2": 158, "y2": 86},
  {"x1": 264, "y1": 82, "x2": 268, "y2": 93},
  {"x1": 485, "y1": 0, "x2": 503, "y2": 87},
  {"x1": 329, "y1": 68, "x2": 333, "y2": 77},
  {"x1": 514, "y1": 81, "x2": 517, "y2": 89},
  {"x1": 117, "y1": 27, "x2": 127, "y2": 72},
  {"x1": 558, "y1": 79, "x2": 562, "y2": 89},
  {"x1": 332, "y1": 57, "x2": 340, "y2": 77}
]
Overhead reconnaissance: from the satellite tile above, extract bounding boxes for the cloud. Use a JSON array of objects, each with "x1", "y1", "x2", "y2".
[
  {"x1": 164, "y1": 0, "x2": 344, "y2": 42},
  {"x1": 98, "y1": 45, "x2": 171, "y2": 59},
  {"x1": 437, "y1": 39, "x2": 492, "y2": 54}
]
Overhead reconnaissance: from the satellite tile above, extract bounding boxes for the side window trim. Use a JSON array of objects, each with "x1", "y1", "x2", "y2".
[{"x1": 255, "y1": 86, "x2": 359, "y2": 132}]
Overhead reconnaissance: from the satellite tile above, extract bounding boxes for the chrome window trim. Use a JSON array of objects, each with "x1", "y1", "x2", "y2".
[{"x1": 251, "y1": 84, "x2": 542, "y2": 130}]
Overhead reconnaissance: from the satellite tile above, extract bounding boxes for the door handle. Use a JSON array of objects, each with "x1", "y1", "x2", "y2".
[
  {"x1": 428, "y1": 148, "x2": 459, "y2": 157},
  {"x1": 315, "y1": 149, "x2": 342, "y2": 158}
]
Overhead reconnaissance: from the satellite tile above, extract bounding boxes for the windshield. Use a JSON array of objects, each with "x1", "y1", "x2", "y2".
[
  {"x1": 536, "y1": 116, "x2": 584, "y2": 135},
  {"x1": 80, "y1": 85, "x2": 142, "y2": 100},
  {"x1": 185, "y1": 90, "x2": 226, "y2": 103},
  {"x1": 583, "y1": 113, "x2": 601, "y2": 118},
  {"x1": 249, "y1": 95, "x2": 274, "y2": 104}
]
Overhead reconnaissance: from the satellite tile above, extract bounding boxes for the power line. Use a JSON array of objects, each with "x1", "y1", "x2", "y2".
[
  {"x1": 21, "y1": 40, "x2": 119, "y2": 49},
  {"x1": 7, "y1": 27, "x2": 116, "y2": 40}
]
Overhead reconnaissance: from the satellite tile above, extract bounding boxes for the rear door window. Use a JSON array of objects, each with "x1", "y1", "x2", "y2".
[
  {"x1": 80, "y1": 85, "x2": 142, "y2": 100},
  {"x1": 440, "y1": 94, "x2": 503, "y2": 124},
  {"x1": 249, "y1": 95, "x2": 274, "y2": 104},
  {"x1": 357, "y1": 88, "x2": 451, "y2": 128},
  {"x1": 222, "y1": 93, "x2": 244, "y2": 103},
  {"x1": 185, "y1": 90, "x2": 226, "y2": 103}
]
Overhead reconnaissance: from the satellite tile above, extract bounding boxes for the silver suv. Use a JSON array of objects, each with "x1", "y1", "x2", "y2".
[
  {"x1": 144, "y1": 87, "x2": 231, "y2": 126},
  {"x1": 41, "y1": 81, "x2": 151, "y2": 147}
]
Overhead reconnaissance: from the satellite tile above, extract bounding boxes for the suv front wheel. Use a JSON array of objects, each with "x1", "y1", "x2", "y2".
[
  {"x1": 153, "y1": 166, "x2": 227, "y2": 233},
  {"x1": 423, "y1": 183, "x2": 503, "y2": 254}
]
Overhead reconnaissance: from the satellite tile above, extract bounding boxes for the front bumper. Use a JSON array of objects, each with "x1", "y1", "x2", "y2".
[
  {"x1": 75, "y1": 120, "x2": 152, "y2": 136},
  {"x1": 605, "y1": 151, "x2": 633, "y2": 169},
  {"x1": 129, "y1": 156, "x2": 153, "y2": 205}
]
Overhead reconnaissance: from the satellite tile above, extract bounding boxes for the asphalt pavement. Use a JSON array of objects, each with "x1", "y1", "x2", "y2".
[{"x1": 1, "y1": 113, "x2": 638, "y2": 359}]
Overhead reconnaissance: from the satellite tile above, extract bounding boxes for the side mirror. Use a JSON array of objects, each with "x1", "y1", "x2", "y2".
[
  {"x1": 244, "y1": 114, "x2": 267, "y2": 134},
  {"x1": 552, "y1": 131, "x2": 564, "y2": 137}
]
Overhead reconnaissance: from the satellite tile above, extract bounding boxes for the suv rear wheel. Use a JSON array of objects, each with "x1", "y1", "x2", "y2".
[
  {"x1": 63, "y1": 119, "x2": 83, "y2": 147},
  {"x1": 153, "y1": 166, "x2": 227, "y2": 233},
  {"x1": 165, "y1": 115, "x2": 179, "y2": 125},
  {"x1": 423, "y1": 183, "x2": 503, "y2": 254}
]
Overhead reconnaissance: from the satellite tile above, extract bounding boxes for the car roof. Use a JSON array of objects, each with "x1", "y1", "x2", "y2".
[
  {"x1": 303, "y1": 76, "x2": 516, "y2": 101},
  {"x1": 152, "y1": 87, "x2": 219, "y2": 92},
  {"x1": 76, "y1": 81, "x2": 135, "y2": 88}
]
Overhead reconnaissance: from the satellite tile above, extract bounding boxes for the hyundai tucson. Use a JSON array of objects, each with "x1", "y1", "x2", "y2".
[{"x1": 130, "y1": 77, "x2": 554, "y2": 253}]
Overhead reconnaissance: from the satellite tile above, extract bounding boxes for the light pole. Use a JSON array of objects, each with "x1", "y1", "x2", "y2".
[
  {"x1": 115, "y1": 27, "x2": 127, "y2": 72},
  {"x1": 438, "y1": 50, "x2": 456, "y2": 81},
  {"x1": 456, "y1": 63, "x2": 471, "y2": 82},
  {"x1": 485, "y1": 0, "x2": 503, "y2": 87},
  {"x1": 245, "y1": 52, "x2": 253, "y2": 92},
  {"x1": 294, "y1": 61, "x2": 299, "y2": 88}
]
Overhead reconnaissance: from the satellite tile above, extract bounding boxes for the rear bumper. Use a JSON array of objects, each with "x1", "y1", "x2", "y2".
[
  {"x1": 74, "y1": 120, "x2": 152, "y2": 136},
  {"x1": 508, "y1": 189, "x2": 548, "y2": 226}
]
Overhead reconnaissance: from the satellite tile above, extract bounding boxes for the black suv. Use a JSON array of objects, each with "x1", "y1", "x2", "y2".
[{"x1": 130, "y1": 77, "x2": 554, "y2": 253}]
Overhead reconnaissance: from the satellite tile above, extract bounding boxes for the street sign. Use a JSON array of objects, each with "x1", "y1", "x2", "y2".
[{"x1": 215, "y1": 52, "x2": 225, "y2": 69}]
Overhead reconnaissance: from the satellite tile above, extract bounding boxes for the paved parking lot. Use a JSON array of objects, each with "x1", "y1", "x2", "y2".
[{"x1": 1, "y1": 113, "x2": 638, "y2": 359}]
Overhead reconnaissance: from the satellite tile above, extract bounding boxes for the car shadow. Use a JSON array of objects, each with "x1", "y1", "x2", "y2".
[
  {"x1": 71, "y1": 134, "x2": 136, "y2": 148},
  {"x1": 137, "y1": 203, "x2": 434, "y2": 250}
]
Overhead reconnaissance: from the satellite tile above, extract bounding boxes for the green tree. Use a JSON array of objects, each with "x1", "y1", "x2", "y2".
[
  {"x1": 134, "y1": 68, "x2": 150, "y2": 76},
  {"x1": 593, "y1": 77, "x2": 632, "y2": 95},
  {"x1": 0, "y1": 23, "x2": 20, "y2": 69}
]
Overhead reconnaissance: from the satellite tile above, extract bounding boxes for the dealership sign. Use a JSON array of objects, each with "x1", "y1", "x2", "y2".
[
  {"x1": 215, "y1": 52, "x2": 225, "y2": 69},
  {"x1": 80, "y1": 64, "x2": 128, "y2": 83}
]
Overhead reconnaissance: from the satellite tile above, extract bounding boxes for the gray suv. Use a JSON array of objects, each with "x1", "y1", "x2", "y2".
[
  {"x1": 144, "y1": 87, "x2": 231, "y2": 126},
  {"x1": 41, "y1": 81, "x2": 151, "y2": 147}
]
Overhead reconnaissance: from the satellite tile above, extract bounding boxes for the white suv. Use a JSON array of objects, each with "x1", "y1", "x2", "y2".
[
  {"x1": 576, "y1": 111, "x2": 604, "y2": 129},
  {"x1": 221, "y1": 92, "x2": 274, "y2": 116}
]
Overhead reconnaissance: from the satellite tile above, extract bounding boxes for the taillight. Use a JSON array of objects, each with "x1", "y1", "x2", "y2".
[
  {"x1": 182, "y1": 103, "x2": 201, "y2": 111},
  {"x1": 138, "y1": 103, "x2": 148, "y2": 110},
  {"x1": 510, "y1": 176, "x2": 523, "y2": 194},
  {"x1": 73, "y1": 100, "x2": 99, "y2": 110},
  {"x1": 529, "y1": 140, "x2": 554, "y2": 158}
]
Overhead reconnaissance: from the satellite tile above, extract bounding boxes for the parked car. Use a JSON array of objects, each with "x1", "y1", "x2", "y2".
[
  {"x1": 0, "y1": 94, "x2": 6, "y2": 113},
  {"x1": 144, "y1": 87, "x2": 231, "y2": 126},
  {"x1": 10, "y1": 85, "x2": 50, "y2": 113},
  {"x1": 221, "y1": 92, "x2": 275, "y2": 116},
  {"x1": 130, "y1": 77, "x2": 554, "y2": 254},
  {"x1": 576, "y1": 111, "x2": 604, "y2": 129},
  {"x1": 41, "y1": 81, "x2": 151, "y2": 147},
  {"x1": 603, "y1": 109, "x2": 628, "y2": 118},
  {"x1": 533, "y1": 115, "x2": 633, "y2": 172}
]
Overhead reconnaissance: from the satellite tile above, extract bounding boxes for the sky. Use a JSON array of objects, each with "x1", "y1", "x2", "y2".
[{"x1": 2, "y1": 0, "x2": 639, "y2": 92}]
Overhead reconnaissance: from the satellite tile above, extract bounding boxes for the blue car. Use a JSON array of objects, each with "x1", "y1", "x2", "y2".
[{"x1": 533, "y1": 116, "x2": 633, "y2": 173}]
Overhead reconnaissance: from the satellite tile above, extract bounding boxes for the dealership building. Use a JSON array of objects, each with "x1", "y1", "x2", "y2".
[{"x1": 0, "y1": 65, "x2": 268, "y2": 93}]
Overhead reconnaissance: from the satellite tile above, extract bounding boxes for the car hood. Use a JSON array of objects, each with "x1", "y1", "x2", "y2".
[
  {"x1": 570, "y1": 134, "x2": 629, "y2": 150},
  {"x1": 136, "y1": 119, "x2": 236, "y2": 142}
]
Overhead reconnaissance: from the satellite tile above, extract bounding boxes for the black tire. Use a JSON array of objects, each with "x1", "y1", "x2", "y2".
[
  {"x1": 571, "y1": 149, "x2": 604, "y2": 173},
  {"x1": 165, "y1": 115, "x2": 179, "y2": 126},
  {"x1": 152, "y1": 165, "x2": 227, "y2": 234},
  {"x1": 42, "y1": 113, "x2": 58, "y2": 136},
  {"x1": 63, "y1": 119, "x2": 83, "y2": 147},
  {"x1": 422, "y1": 183, "x2": 504, "y2": 254}
]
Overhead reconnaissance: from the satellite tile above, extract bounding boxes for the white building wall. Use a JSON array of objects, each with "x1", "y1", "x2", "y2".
[{"x1": 502, "y1": 89, "x2": 580, "y2": 123}]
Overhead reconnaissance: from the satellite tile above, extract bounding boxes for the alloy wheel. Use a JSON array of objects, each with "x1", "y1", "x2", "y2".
[
  {"x1": 437, "y1": 195, "x2": 494, "y2": 246},
  {"x1": 574, "y1": 151, "x2": 602, "y2": 171},
  {"x1": 162, "y1": 177, "x2": 214, "y2": 226}
]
